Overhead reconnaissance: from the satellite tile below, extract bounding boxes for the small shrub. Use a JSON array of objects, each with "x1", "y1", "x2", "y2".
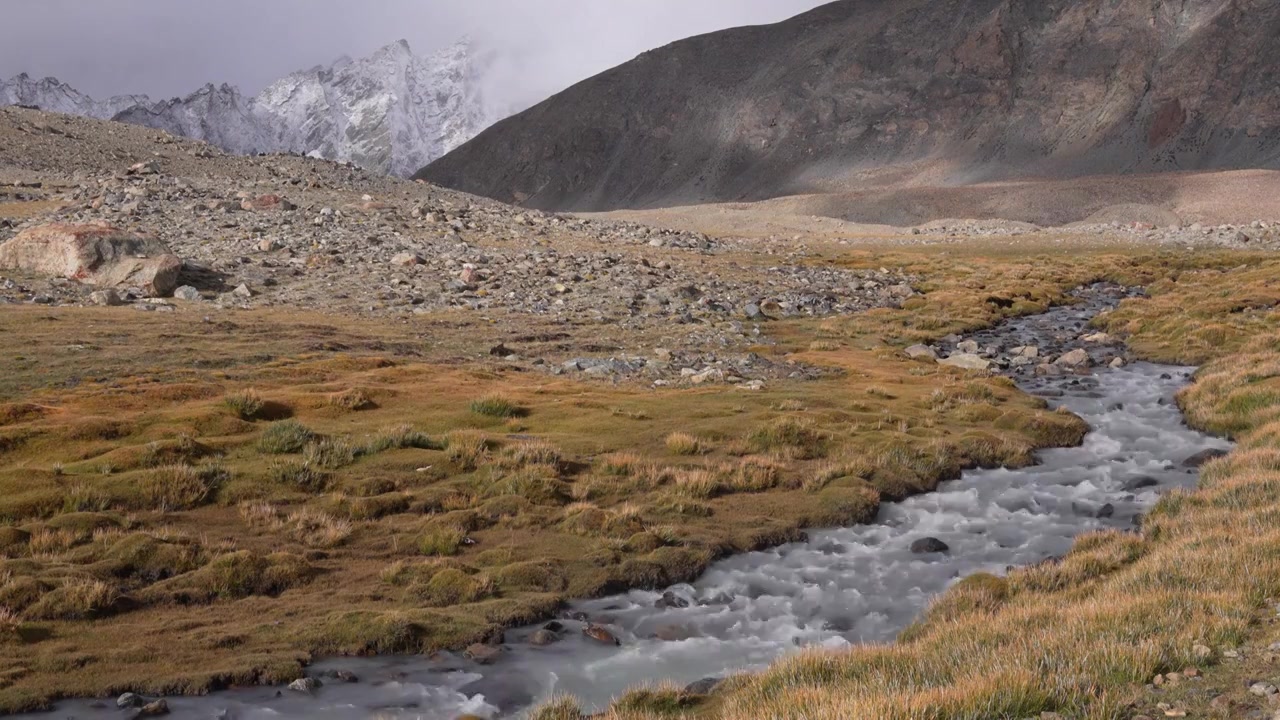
[
  {"x1": 224, "y1": 389, "x2": 265, "y2": 420},
  {"x1": 257, "y1": 420, "x2": 315, "y2": 454},
  {"x1": 665, "y1": 432, "x2": 704, "y2": 456},
  {"x1": 470, "y1": 394, "x2": 521, "y2": 418}
]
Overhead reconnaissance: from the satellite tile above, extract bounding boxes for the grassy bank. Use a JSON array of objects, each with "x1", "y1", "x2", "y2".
[
  {"x1": 534, "y1": 251, "x2": 1280, "y2": 719},
  {"x1": 0, "y1": 243, "x2": 1270, "y2": 712}
]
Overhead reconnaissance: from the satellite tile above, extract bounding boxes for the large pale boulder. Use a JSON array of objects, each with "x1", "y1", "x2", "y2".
[{"x1": 0, "y1": 223, "x2": 182, "y2": 297}]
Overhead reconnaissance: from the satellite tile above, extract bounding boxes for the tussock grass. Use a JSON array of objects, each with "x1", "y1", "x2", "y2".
[
  {"x1": 285, "y1": 509, "x2": 353, "y2": 548},
  {"x1": 469, "y1": 394, "x2": 521, "y2": 418},
  {"x1": 665, "y1": 432, "x2": 704, "y2": 456},
  {"x1": 257, "y1": 420, "x2": 315, "y2": 454},
  {"x1": 143, "y1": 463, "x2": 228, "y2": 512},
  {"x1": 418, "y1": 524, "x2": 467, "y2": 557},
  {"x1": 446, "y1": 430, "x2": 489, "y2": 470},
  {"x1": 326, "y1": 388, "x2": 374, "y2": 412},
  {"x1": 267, "y1": 460, "x2": 329, "y2": 492},
  {"x1": 223, "y1": 389, "x2": 265, "y2": 420}
]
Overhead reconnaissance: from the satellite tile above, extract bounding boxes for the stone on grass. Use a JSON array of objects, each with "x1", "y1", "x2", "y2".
[
  {"x1": 904, "y1": 344, "x2": 937, "y2": 360},
  {"x1": 173, "y1": 285, "x2": 201, "y2": 301},
  {"x1": 0, "y1": 223, "x2": 182, "y2": 297},
  {"x1": 938, "y1": 353, "x2": 990, "y2": 371}
]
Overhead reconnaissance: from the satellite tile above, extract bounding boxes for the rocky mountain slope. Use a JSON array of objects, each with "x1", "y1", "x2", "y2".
[
  {"x1": 1, "y1": 39, "x2": 496, "y2": 176},
  {"x1": 419, "y1": 0, "x2": 1280, "y2": 211}
]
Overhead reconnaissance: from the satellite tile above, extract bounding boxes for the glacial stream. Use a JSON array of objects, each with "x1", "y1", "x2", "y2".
[{"x1": 28, "y1": 290, "x2": 1233, "y2": 719}]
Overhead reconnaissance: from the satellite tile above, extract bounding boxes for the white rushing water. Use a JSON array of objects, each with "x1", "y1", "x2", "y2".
[{"x1": 29, "y1": 361, "x2": 1231, "y2": 720}]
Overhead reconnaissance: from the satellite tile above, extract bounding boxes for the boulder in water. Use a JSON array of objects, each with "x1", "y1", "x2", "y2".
[
  {"x1": 287, "y1": 677, "x2": 321, "y2": 693},
  {"x1": 583, "y1": 623, "x2": 622, "y2": 646},
  {"x1": 464, "y1": 643, "x2": 503, "y2": 664},
  {"x1": 528, "y1": 629, "x2": 559, "y2": 646},
  {"x1": 1124, "y1": 475, "x2": 1159, "y2": 491},
  {"x1": 1182, "y1": 448, "x2": 1228, "y2": 468},
  {"x1": 910, "y1": 537, "x2": 950, "y2": 554},
  {"x1": 137, "y1": 699, "x2": 170, "y2": 716}
]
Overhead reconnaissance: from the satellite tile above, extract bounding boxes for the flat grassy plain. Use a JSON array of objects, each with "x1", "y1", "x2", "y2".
[
  {"x1": 0, "y1": 240, "x2": 1274, "y2": 713},
  {"x1": 532, "y1": 248, "x2": 1280, "y2": 719}
]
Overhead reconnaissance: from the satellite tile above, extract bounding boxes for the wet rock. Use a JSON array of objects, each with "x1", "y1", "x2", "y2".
[
  {"x1": 1124, "y1": 475, "x2": 1160, "y2": 491},
  {"x1": 655, "y1": 590, "x2": 690, "y2": 609},
  {"x1": 288, "y1": 677, "x2": 321, "y2": 693},
  {"x1": 1182, "y1": 448, "x2": 1228, "y2": 468},
  {"x1": 528, "y1": 629, "x2": 559, "y2": 646},
  {"x1": 117, "y1": 692, "x2": 146, "y2": 708},
  {"x1": 322, "y1": 669, "x2": 359, "y2": 683},
  {"x1": 685, "y1": 677, "x2": 723, "y2": 695},
  {"x1": 0, "y1": 223, "x2": 182, "y2": 297},
  {"x1": 464, "y1": 643, "x2": 503, "y2": 664},
  {"x1": 136, "y1": 699, "x2": 169, "y2": 717},
  {"x1": 1096, "y1": 503, "x2": 1115, "y2": 519},
  {"x1": 583, "y1": 623, "x2": 622, "y2": 646},
  {"x1": 910, "y1": 537, "x2": 950, "y2": 554},
  {"x1": 543, "y1": 620, "x2": 566, "y2": 632},
  {"x1": 1055, "y1": 348, "x2": 1092, "y2": 368}
]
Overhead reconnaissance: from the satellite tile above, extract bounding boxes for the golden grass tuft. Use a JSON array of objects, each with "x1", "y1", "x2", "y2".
[{"x1": 664, "y1": 432, "x2": 704, "y2": 456}]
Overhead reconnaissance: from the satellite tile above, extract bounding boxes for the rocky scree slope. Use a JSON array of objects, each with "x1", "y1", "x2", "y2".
[
  {"x1": 0, "y1": 106, "x2": 917, "y2": 388},
  {"x1": 419, "y1": 0, "x2": 1280, "y2": 211},
  {"x1": 1, "y1": 39, "x2": 494, "y2": 176}
]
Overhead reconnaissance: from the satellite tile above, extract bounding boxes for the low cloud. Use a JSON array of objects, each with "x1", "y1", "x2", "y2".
[{"x1": 0, "y1": 0, "x2": 829, "y2": 110}]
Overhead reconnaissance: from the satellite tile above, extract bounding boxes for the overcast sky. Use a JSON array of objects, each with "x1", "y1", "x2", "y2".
[{"x1": 0, "y1": 1, "x2": 830, "y2": 108}]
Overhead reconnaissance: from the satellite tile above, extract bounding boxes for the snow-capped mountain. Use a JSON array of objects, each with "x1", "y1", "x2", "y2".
[{"x1": 0, "y1": 38, "x2": 497, "y2": 176}]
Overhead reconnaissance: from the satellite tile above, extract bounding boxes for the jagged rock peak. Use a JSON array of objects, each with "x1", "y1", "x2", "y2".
[{"x1": 1, "y1": 36, "x2": 498, "y2": 176}]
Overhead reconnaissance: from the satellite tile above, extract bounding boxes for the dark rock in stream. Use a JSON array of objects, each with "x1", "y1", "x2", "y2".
[
  {"x1": 910, "y1": 537, "x2": 950, "y2": 554},
  {"x1": 1124, "y1": 475, "x2": 1160, "y2": 491},
  {"x1": 685, "y1": 677, "x2": 724, "y2": 695},
  {"x1": 655, "y1": 591, "x2": 691, "y2": 609},
  {"x1": 529, "y1": 629, "x2": 560, "y2": 646},
  {"x1": 1183, "y1": 448, "x2": 1229, "y2": 468}
]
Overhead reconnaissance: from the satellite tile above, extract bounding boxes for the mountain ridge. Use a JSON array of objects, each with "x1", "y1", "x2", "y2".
[
  {"x1": 417, "y1": 0, "x2": 1280, "y2": 211},
  {"x1": 0, "y1": 38, "x2": 497, "y2": 176}
]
